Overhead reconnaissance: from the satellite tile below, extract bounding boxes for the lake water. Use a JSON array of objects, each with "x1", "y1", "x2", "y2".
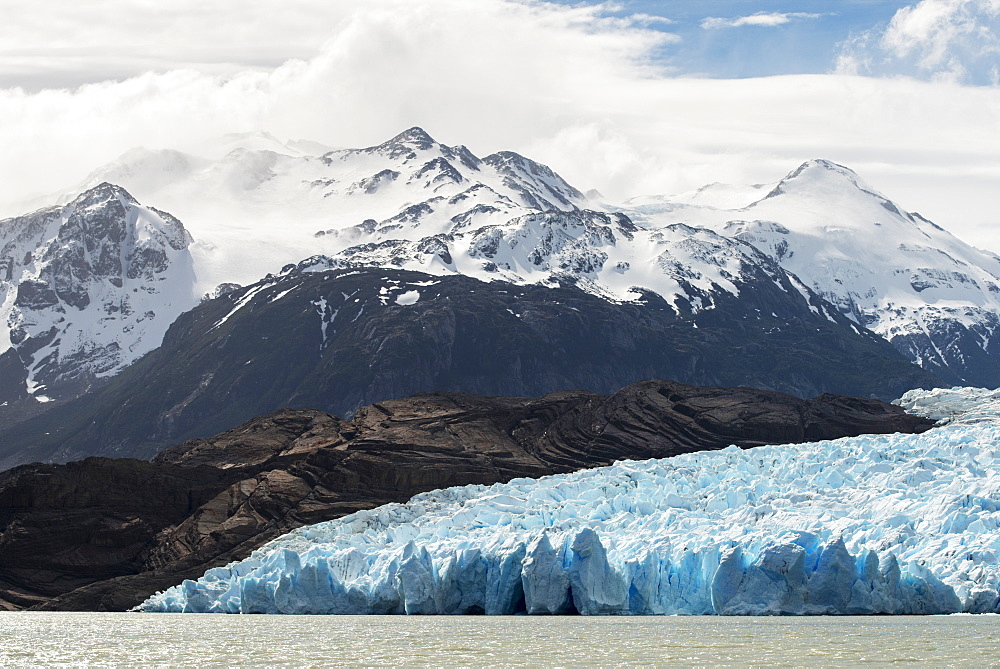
[{"x1": 1, "y1": 613, "x2": 998, "y2": 667}]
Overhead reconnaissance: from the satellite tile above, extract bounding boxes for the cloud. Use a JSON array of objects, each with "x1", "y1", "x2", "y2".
[
  {"x1": 700, "y1": 12, "x2": 825, "y2": 30},
  {"x1": 1, "y1": 0, "x2": 999, "y2": 251},
  {"x1": 0, "y1": 0, "x2": 352, "y2": 89},
  {"x1": 0, "y1": 0, "x2": 670, "y2": 200},
  {"x1": 628, "y1": 13, "x2": 676, "y2": 28},
  {"x1": 836, "y1": 0, "x2": 1000, "y2": 84}
]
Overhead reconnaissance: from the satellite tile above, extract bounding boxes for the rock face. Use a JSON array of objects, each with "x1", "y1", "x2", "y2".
[
  {"x1": 0, "y1": 379, "x2": 933, "y2": 611},
  {"x1": 0, "y1": 457, "x2": 232, "y2": 609},
  {"x1": 0, "y1": 268, "x2": 939, "y2": 470}
]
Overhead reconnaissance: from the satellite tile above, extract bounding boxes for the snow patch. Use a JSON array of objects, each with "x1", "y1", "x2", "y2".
[
  {"x1": 211, "y1": 283, "x2": 271, "y2": 331},
  {"x1": 395, "y1": 290, "x2": 420, "y2": 306},
  {"x1": 269, "y1": 287, "x2": 296, "y2": 303}
]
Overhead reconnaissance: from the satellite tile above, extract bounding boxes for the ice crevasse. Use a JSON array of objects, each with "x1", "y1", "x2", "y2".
[{"x1": 140, "y1": 388, "x2": 1000, "y2": 615}]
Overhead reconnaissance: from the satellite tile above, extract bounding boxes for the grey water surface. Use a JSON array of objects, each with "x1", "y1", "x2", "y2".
[{"x1": 1, "y1": 612, "x2": 998, "y2": 667}]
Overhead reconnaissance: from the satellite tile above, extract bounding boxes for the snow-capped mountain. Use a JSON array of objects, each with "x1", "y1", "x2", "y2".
[
  {"x1": 623, "y1": 160, "x2": 1000, "y2": 385},
  {"x1": 69, "y1": 127, "x2": 589, "y2": 294},
  {"x1": 0, "y1": 184, "x2": 196, "y2": 403},
  {"x1": 72, "y1": 127, "x2": 858, "y2": 317},
  {"x1": 63, "y1": 129, "x2": 941, "y2": 333},
  {"x1": 14, "y1": 127, "x2": 1000, "y2": 418},
  {"x1": 70, "y1": 131, "x2": 1000, "y2": 386}
]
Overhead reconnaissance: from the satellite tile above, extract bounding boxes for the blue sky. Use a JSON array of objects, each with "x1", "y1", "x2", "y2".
[{"x1": 546, "y1": 1, "x2": 912, "y2": 77}]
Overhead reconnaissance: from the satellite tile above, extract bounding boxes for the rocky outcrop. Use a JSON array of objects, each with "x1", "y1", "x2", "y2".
[
  {"x1": 0, "y1": 379, "x2": 933, "y2": 611},
  {"x1": 0, "y1": 457, "x2": 232, "y2": 609}
]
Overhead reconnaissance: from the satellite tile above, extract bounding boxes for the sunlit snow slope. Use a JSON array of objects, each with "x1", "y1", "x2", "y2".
[
  {"x1": 625, "y1": 160, "x2": 1000, "y2": 385},
  {"x1": 141, "y1": 387, "x2": 1000, "y2": 616},
  {"x1": 73, "y1": 127, "x2": 589, "y2": 295}
]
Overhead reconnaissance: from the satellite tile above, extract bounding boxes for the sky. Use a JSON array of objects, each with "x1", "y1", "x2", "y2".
[{"x1": 1, "y1": 0, "x2": 999, "y2": 249}]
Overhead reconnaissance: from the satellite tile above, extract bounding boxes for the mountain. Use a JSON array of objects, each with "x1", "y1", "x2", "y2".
[
  {"x1": 0, "y1": 379, "x2": 932, "y2": 611},
  {"x1": 66, "y1": 131, "x2": 1000, "y2": 388},
  {"x1": 0, "y1": 184, "x2": 196, "y2": 409},
  {"x1": 68, "y1": 127, "x2": 590, "y2": 295},
  {"x1": 9, "y1": 132, "x2": 994, "y2": 439},
  {"x1": 0, "y1": 128, "x2": 594, "y2": 415},
  {"x1": 0, "y1": 267, "x2": 939, "y2": 470},
  {"x1": 624, "y1": 160, "x2": 1000, "y2": 385}
]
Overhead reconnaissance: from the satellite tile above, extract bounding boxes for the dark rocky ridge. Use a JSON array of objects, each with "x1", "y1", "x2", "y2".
[
  {"x1": 0, "y1": 379, "x2": 933, "y2": 611},
  {"x1": 0, "y1": 268, "x2": 939, "y2": 471}
]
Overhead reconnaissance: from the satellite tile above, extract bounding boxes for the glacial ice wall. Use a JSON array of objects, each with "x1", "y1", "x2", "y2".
[
  {"x1": 140, "y1": 389, "x2": 1000, "y2": 616},
  {"x1": 896, "y1": 386, "x2": 1000, "y2": 426}
]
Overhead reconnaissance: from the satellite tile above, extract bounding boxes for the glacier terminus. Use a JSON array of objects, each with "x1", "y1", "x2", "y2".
[{"x1": 140, "y1": 387, "x2": 1000, "y2": 616}]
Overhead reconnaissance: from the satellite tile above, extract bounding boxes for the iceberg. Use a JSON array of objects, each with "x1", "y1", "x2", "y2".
[{"x1": 139, "y1": 388, "x2": 1000, "y2": 615}]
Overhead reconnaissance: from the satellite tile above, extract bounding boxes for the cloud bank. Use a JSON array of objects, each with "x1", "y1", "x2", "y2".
[
  {"x1": 1, "y1": 0, "x2": 999, "y2": 250},
  {"x1": 838, "y1": 0, "x2": 1000, "y2": 84}
]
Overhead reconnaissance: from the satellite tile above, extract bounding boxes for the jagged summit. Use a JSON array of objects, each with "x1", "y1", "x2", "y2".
[
  {"x1": 64, "y1": 126, "x2": 596, "y2": 293},
  {"x1": 482, "y1": 151, "x2": 584, "y2": 210},
  {"x1": 482, "y1": 150, "x2": 571, "y2": 180},
  {"x1": 787, "y1": 158, "x2": 859, "y2": 179},
  {"x1": 72, "y1": 181, "x2": 140, "y2": 208},
  {"x1": 0, "y1": 185, "x2": 196, "y2": 403},
  {"x1": 361, "y1": 126, "x2": 439, "y2": 158},
  {"x1": 388, "y1": 126, "x2": 436, "y2": 146}
]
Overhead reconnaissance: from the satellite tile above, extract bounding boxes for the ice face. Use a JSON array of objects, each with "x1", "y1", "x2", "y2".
[
  {"x1": 140, "y1": 388, "x2": 1000, "y2": 615},
  {"x1": 896, "y1": 386, "x2": 1000, "y2": 426}
]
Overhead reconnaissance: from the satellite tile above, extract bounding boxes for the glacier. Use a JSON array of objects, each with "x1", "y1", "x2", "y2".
[
  {"x1": 139, "y1": 387, "x2": 1000, "y2": 615},
  {"x1": 896, "y1": 386, "x2": 1000, "y2": 426}
]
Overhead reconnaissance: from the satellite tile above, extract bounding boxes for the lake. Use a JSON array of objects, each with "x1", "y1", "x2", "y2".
[{"x1": 1, "y1": 613, "x2": 998, "y2": 667}]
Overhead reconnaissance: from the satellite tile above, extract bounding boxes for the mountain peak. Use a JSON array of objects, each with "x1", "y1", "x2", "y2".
[
  {"x1": 759, "y1": 158, "x2": 885, "y2": 203},
  {"x1": 787, "y1": 159, "x2": 859, "y2": 180},
  {"x1": 71, "y1": 182, "x2": 139, "y2": 209},
  {"x1": 482, "y1": 150, "x2": 529, "y2": 168},
  {"x1": 387, "y1": 126, "x2": 436, "y2": 147},
  {"x1": 482, "y1": 151, "x2": 585, "y2": 208},
  {"x1": 360, "y1": 127, "x2": 438, "y2": 160}
]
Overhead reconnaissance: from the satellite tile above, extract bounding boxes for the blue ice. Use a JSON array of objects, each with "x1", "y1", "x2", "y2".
[{"x1": 140, "y1": 388, "x2": 1000, "y2": 615}]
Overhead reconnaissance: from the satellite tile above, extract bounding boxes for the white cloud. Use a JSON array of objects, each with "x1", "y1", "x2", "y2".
[
  {"x1": 1, "y1": 0, "x2": 999, "y2": 251},
  {"x1": 837, "y1": 0, "x2": 1000, "y2": 84},
  {"x1": 0, "y1": 0, "x2": 669, "y2": 201},
  {"x1": 700, "y1": 12, "x2": 824, "y2": 30},
  {"x1": 629, "y1": 13, "x2": 676, "y2": 27},
  {"x1": 0, "y1": 0, "x2": 350, "y2": 89}
]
